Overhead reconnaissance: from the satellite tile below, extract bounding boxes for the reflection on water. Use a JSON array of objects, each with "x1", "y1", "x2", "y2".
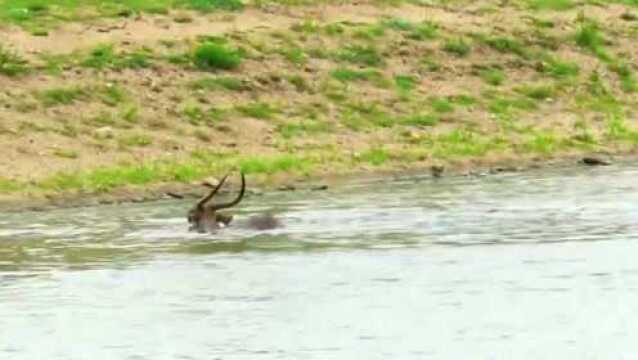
[{"x1": 1, "y1": 164, "x2": 638, "y2": 359}]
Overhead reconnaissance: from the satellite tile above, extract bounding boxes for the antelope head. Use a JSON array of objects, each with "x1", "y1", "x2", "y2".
[{"x1": 188, "y1": 172, "x2": 246, "y2": 233}]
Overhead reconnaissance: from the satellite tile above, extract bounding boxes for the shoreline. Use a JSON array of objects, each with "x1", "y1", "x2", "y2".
[{"x1": 0, "y1": 151, "x2": 625, "y2": 213}]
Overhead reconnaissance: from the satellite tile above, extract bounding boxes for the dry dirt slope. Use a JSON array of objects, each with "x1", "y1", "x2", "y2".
[{"x1": 0, "y1": 0, "x2": 637, "y2": 202}]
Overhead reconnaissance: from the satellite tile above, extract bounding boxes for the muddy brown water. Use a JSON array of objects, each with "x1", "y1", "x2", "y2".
[{"x1": 1, "y1": 164, "x2": 638, "y2": 359}]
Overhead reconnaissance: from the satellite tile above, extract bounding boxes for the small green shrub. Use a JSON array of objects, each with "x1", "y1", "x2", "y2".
[{"x1": 193, "y1": 42, "x2": 242, "y2": 70}]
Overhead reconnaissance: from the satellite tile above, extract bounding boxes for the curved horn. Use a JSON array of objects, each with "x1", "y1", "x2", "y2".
[
  {"x1": 210, "y1": 172, "x2": 245, "y2": 211},
  {"x1": 197, "y1": 174, "x2": 229, "y2": 210}
]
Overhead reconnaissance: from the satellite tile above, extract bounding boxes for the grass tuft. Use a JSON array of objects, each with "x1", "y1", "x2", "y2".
[
  {"x1": 236, "y1": 102, "x2": 278, "y2": 119},
  {"x1": 337, "y1": 44, "x2": 384, "y2": 67},
  {"x1": 37, "y1": 87, "x2": 86, "y2": 106},
  {"x1": 480, "y1": 68, "x2": 506, "y2": 86},
  {"x1": 189, "y1": 76, "x2": 248, "y2": 91},
  {"x1": 0, "y1": 45, "x2": 29, "y2": 76},
  {"x1": 193, "y1": 42, "x2": 242, "y2": 71},
  {"x1": 442, "y1": 38, "x2": 471, "y2": 57}
]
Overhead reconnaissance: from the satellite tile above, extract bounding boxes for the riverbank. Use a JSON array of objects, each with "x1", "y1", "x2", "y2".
[
  {"x1": 0, "y1": 151, "x2": 628, "y2": 212},
  {"x1": 1, "y1": 0, "x2": 637, "y2": 211}
]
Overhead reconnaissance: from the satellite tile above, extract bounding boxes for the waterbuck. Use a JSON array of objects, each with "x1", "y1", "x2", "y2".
[
  {"x1": 187, "y1": 172, "x2": 282, "y2": 232},
  {"x1": 188, "y1": 172, "x2": 246, "y2": 233}
]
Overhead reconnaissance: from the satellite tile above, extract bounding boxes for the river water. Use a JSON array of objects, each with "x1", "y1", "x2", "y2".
[{"x1": 1, "y1": 164, "x2": 638, "y2": 359}]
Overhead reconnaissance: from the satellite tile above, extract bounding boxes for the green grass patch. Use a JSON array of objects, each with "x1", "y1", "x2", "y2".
[
  {"x1": 277, "y1": 120, "x2": 332, "y2": 139},
  {"x1": 353, "y1": 23, "x2": 386, "y2": 40},
  {"x1": 526, "y1": 0, "x2": 575, "y2": 11},
  {"x1": 340, "y1": 103, "x2": 393, "y2": 130},
  {"x1": 287, "y1": 75, "x2": 309, "y2": 92},
  {"x1": 430, "y1": 97, "x2": 455, "y2": 113},
  {"x1": 383, "y1": 18, "x2": 438, "y2": 40},
  {"x1": 482, "y1": 36, "x2": 528, "y2": 57},
  {"x1": 185, "y1": 0, "x2": 244, "y2": 12},
  {"x1": 523, "y1": 131, "x2": 560, "y2": 154},
  {"x1": 118, "y1": 134, "x2": 153, "y2": 148},
  {"x1": 575, "y1": 20, "x2": 610, "y2": 61},
  {"x1": 431, "y1": 129, "x2": 502, "y2": 158},
  {"x1": 357, "y1": 147, "x2": 389, "y2": 166},
  {"x1": 408, "y1": 21, "x2": 438, "y2": 40},
  {"x1": 442, "y1": 38, "x2": 471, "y2": 57},
  {"x1": 53, "y1": 149, "x2": 79, "y2": 159},
  {"x1": 383, "y1": 18, "x2": 414, "y2": 31},
  {"x1": 81, "y1": 45, "x2": 153, "y2": 70},
  {"x1": 0, "y1": 177, "x2": 21, "y2": 193},
  {"x1": 182, "y1": 105, "x2": 223, "y2": 126},
  {"x1": 193, "y1": 42, "x2": 242, "y2": 71},
  {"x1": 337, "y1": 44, "x2": 384, "y2": 67},
  {"x1": 486, "y1": 93, "x2": 537, "y2": 119},
  {"x1": 609, "y1": 62, "x2": 637, "y2": 93},
  {"x1": 280, "y1": 46, "x2": 307, "y2": 66},
  {"x1": 516, "y1": 84, "x2": 556, "y2": 100},
  {"x1": 0, "y1": 0, "x2": 243, "y2": 29},
  {"x1": 239, "y1": 154, "x2": 312, "y2": 174},
  {"x1": 605, "y1": 114, "x2": 638, "y2": 142},
  {"x1": 400, "y1": 114, "x2": 439, "y2": 127},
  {"x1": 97, "y1": 84, "x2": 128, "y2": 106},
  {"x1": 540, "y1": 57, "x2": 580, "y2": 78},
  {"x1": 480, "y1": 68, "x2": 506, "y2": 86},
  {"x1": 236, "y1": 102, "x2": 279, "y2": 119},
  {"x1": 37, "y1": 87, "x2": 86, "y2": 106},
  {"x1": 331, "y1": 68, "x2": 385, "y2": 83},
  {"x1": 394, "y1": 74, "x2": 417, "y2": 93},
  {"x1": 0, "y1": 45, "x2": 29, "y2": 76},
  {"x1": 189, "y1": 76, "x2": 248, "y2": 91}
]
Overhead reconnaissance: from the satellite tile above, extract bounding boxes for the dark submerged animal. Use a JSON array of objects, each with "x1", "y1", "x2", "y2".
[{"x1": 188, "y1": 173, "x2": 246, "y2": 233}]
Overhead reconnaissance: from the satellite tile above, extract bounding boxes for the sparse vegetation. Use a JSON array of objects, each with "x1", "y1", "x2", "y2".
[
  {"x1": 2, "y1": 0, "x2": 638, "y2": 201},
  {"x1": 81, "y1": 45, "x2": 153, "y2": 70}
]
